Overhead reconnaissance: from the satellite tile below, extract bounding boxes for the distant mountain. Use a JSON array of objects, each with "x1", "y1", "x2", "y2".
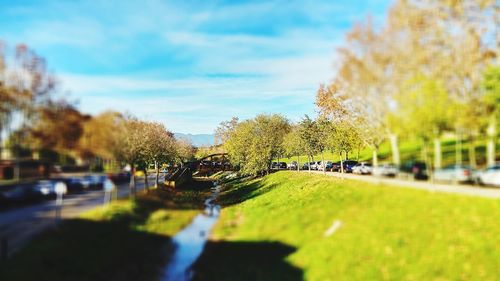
[{"x1": 174, "y1": 133, "x2": 215, "y2": 147}]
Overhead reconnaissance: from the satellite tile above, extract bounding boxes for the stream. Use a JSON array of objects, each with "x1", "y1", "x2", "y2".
[{"x1": 162, "y1": 182, "x2": 221, "y2": 281}]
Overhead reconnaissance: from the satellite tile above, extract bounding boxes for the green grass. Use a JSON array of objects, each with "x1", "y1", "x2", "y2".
[
  {"x1": 280, "y1": 137, "x2": 500, "y2": 168},
  {"x1": 0, "y1": 179, "x2": 213, "y2": 281},
  {"x1": 193, "y1": 171, "x2": 500, "y2": 281}
]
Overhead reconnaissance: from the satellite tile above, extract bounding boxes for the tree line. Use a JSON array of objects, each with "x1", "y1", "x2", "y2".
[
  {"x1": 0, "y1": 41, "x2": 196, "y2": 193},
  {"x1": 219, "y1": 0, "x2": 499, "y2": 176}
]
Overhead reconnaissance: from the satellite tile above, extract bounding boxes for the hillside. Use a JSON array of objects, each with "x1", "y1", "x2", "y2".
[{"x1": 193, "y1": 171, "x2": 500, "y2": 281}]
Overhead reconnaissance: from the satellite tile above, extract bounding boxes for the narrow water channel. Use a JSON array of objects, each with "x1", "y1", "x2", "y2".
[{"x1": 162, "y1": 182, "x2": 221, "y2": 281}]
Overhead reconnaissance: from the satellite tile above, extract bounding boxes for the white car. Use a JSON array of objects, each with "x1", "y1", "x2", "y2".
[
  {"x1": 352, "y1": 162, "x2": 372, "y2": 175},
  {"x1": 372, "y1": 164, "x2": 398, "y2": 177},
  {"x1": 310, "y1": 161, "x2": 321, "y2": 170},
  {"x1": 433, "y1": 165, "x2": 474, "y2": 183},
  {"x1": 475, "y1": 164, "x2": 500, "y2": 187}
]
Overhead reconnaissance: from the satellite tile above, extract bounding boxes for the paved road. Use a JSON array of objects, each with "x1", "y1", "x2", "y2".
[
  {"x1": 0, "y1": 175, "x2": 161, "y2": 257},
  {"x1": 306, "y1": 170, "x2": 500, "y2": 199}
]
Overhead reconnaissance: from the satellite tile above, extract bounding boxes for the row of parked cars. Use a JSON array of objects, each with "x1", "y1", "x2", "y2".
[
  {"x1": 279, "y1": 160, "x2": 500, "y2": 187},
  {"x1": 0, "y1": 172, "x2": 131, "y2": 206}
]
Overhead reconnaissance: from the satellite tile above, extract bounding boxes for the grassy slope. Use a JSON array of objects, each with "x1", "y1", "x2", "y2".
[
  {"x1": 0, "y1": 179, "x2": 212, "y2": 281},
  {"x1": 193, "y1": 171, "x2": 500, "y2": 281},
  {"x1": 280, "y1": 137, "x2": 500, "y2": 167}
]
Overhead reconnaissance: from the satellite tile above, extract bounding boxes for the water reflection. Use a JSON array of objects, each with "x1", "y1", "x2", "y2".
[{"x1": 162, "y1": 182, "x2": 220, "y2": 281}]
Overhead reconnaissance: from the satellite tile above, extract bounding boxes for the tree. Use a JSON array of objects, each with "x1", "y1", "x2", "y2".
[
  {"x1": 396, "y1": 75, "x2": 455, "y2": 175},
  {"x1": 214, "y1": 117, "x2": 239, "y2": 146},
  {"x1": 175, "y1": 137, "x2": 196, "y2": 166},
  {"x1": 225, "y1": 114, "x2": 290, "y2": 176},
  {"x1": 114, "y1": 117, "x2": 147, "y2": 197},
  {"x1": 0, "y1": 42, "x2": 57, "y2": 157},
  {"x1": 78, "y1": 111, "x2": 125, "y2": 170},
  {"x1": 143, "y1": 122, "x2": 176, "y2": 190},
  {"x1": 298, "y1": 116, "x2": 320, "y2": 172},
  {"x1": 283, "y1": 125, "x2": 305, "y2": 172},
  {"x1": 225, "y1": 120, "x2": 254, "y2": 170},
  {"x1": 482, "y1": 65, "x2": 500, "y2": 166},
  {"x1": 28, "y1": 100, "x2": 89, "y2": 163}
]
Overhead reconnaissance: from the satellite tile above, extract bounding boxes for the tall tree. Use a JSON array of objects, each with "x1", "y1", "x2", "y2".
[{"x1": 143, "y1": 122, "x2": 176, "y2": 191}]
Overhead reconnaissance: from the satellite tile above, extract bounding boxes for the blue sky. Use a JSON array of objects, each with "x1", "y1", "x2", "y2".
[{"x1": 0, "y1": 0, "x2": 389, "y2": 134}]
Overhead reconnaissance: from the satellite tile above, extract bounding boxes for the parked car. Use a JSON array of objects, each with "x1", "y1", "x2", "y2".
[
  {"x1": 352, "y1": 162, "x2": 372, "y2": 175},
  {"x1": 318, "y1": 161, "x2": 333, "y2": 171},
  {"x1": 278, "y1": 162, "x2": 287, "y2": 169},
  {"x1": 342, "y1": 160, "x2": 359, "y2": 173},
  {"x1": 33, "y1": 180, "x2": 57, "y2": 198},
  {"x1": 302, "y1": 162, "x2": 315, "y2": 170},
  {"x1": 108, "y1": 172, "x2": 131, "y2": 184},
  {"x1": 271, "y1": 162, "x2": 278, "y2": 169},
  {"x1": 475, "y1": 164, "x2": 500, "y2": 187},
  {"x1": 434, "y1": 165, "x2": 474, "y2": 183},
  {"x1": 400, "y1": 161, "x2": 428, "y2": 180},
  {"x1": 331, "y1": 161, "x2": 341, "y2": 172},
  {"x1": 83, "y1": 175, "x2": 107, "y2": 190},
  {"x1": 50, "y1": 177, "x2": 85, "y2": 194},
  {"x1": 288, "y1": 161, "x2": 298, "y2": 170},
  {"x1": 372, "y1": 163, "x2": 398, "y2": 177},
  {"x1": 0, "y1": 183, "x2": 45, "y2": 203},
  {"x1": 310, "y1": 161, "x2": 322, "y2": 170}
]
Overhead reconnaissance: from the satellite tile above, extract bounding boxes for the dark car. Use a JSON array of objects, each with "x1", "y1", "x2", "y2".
[
  {"x1": 278, "y1": 162, "x2": 287, "y2": 169},
  {"x1": 400, "y1": 161, "x2": 428, "y2": 180},
  {"x1": 50, "y1": 177, "x2": 85, "y2": 194},
  {"x1": 108, "y1": 172, "x2": 131, "y2": 184},
  {"x1": 331, "y1": 161, "x2": 341, "y2": 172},
  {"x1": 83, "y1": 175, "x2": 107, "y2": 190},
  {"x1": 342, "y1": 160, "x2": 359, "y2": 173},
  {"x1": 0, "y1": 183, "x2": 45, "y2": 203},
  {"x1": 302, "y1": 162, "x2": 315, "y2": 170}
]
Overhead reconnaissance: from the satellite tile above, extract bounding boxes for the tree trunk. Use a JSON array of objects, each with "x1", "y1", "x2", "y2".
[
  {"x1": 345, "y1": 151, "x2": 349, "y2": 160},
  {"x1": 487, "y1": 117, "x2": 496, "y2": 166},
  {"x1": 389, "y1": 134, "x2": 400, "y2": 166},
  {"x1": 433, "y1": 137, "x2": 442, "y2": 169},
  {"x1": 422, "y1": 140, "x2": 433, "y2": 182},
  {"x1": 372, "y1": 148, "x2": 378, "y2": 167},
  {"x1": 129, "y1": 164, "x2": 136, "y2": 198},
  {"x1": 308, "y1": 155, "x2": 311, "y2": 172},
  {"x1": 297, "y1": 155, "x2": 300, "y2": 172},
  {"x1": 321, "y1": 150, "x2": 326, "y2": 175},
  {"x1": 340, "y1": 151, "x2": 344, "y2": 173},
  {"x1": 155, "y1": 160, "x2": 160, "y2": 189},
  {"x1": 468, "y1": 136, "x2": 477, "y2": 169},
  {"x1": 144, "y1": 168, "x2": 149, "y2": 193},
  {"x1": 455, "y1": 128, "x2": 462, "y2": 165}
]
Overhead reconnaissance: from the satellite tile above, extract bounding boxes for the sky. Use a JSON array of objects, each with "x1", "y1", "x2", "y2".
[{"x1": 0, "y1": 0, "x2": 390, "y2": 134}]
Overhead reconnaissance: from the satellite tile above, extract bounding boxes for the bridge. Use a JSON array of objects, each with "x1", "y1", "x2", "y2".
[{"x1": 165, "y1": 153, "x2": 233, "y2": 188}]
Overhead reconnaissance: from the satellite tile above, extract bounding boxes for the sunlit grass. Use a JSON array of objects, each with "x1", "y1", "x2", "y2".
[{"x1": 195, "y1": 171, "x2": 500, "y2": 281}]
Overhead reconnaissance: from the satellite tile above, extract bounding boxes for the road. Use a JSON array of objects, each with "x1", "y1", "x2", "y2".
[
  {"x1": 306, "y1": 170, "x2": 500, "y2": 199},
  {"x1": 0, "y1": 175, "x2": 161, "y2": 257}
]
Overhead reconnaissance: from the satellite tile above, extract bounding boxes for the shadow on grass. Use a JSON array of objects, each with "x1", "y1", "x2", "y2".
[
  {"x1": 0, "y1": 219, "x2": 172, "y2": 281},
  {"x1": 192, "y1": 240, "x2": 303, "y2": 281},
  {"x1": 0, "y1": 178, "x2": 216, "y2": 281},
  {"x1": 216, "y1": 179, "x2": 276, "y2": 207}
]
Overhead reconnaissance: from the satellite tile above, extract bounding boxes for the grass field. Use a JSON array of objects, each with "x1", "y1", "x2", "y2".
[
  {"x1": 0, "y1": 179, "x2": 212, "y2": 281},
  {"x1": 280, "y1": 137, "x2": 500, "y2": 168},
  {"x1": 193, "y1": 171, "x2": 500, "y2": 281}
]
